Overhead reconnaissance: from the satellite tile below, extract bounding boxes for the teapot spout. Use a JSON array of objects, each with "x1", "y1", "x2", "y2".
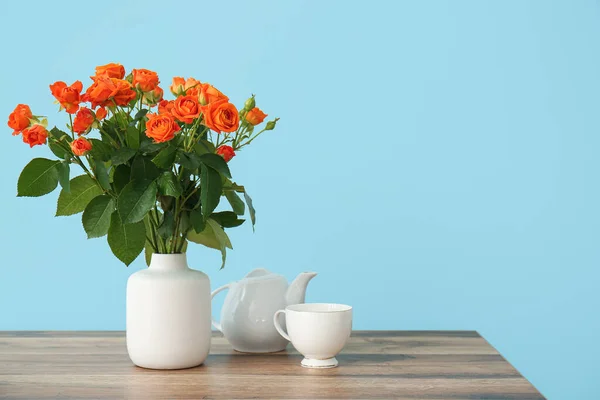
[{"x1": 285, "y1": 272, "x2": 317, "y2": 305}]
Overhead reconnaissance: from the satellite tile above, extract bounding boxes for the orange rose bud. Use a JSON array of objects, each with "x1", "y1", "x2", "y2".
[
  {"x1": 143, "y1": 86, "x2": 164, "y2": 106},
  {"x1": 8, "y1": 104, "x2": 32, "y2": 135},
  {"x1": 158, "y1": 100, "x2": 174, "y2": 116},
  {"x1": 50, "y1": 80, "x2": 83, "y2": 114},
  {"x1": 170, "y1": 77, "x2": 185, "y2": 96},
  {"x1": 199, "y1": 83, "x2": 228, "y2": 105},
  {"x1": 145, "y1": 113, "x2": 180, "y2": 143},
  {"x1": 201, "y1": 100, "x2": 239, "y2": 133},
  {"x1": 96, "y1": 107, "x2": 107, "y2": 121},
  {"x1": 72, "y1": 107, "x2": 95, "y2": 135},
  {"x1": 95, "y1": 63, "x2": 125, "y2": 79},
  {"x1": 132, "y1": 69, "x2": 159, "y2": 92},
  {"x1": 245, "y1": 107, "x2": 268, "y2": 126},
  {"x1": 265, "y1": 118, "x2": 279, "y2": 130},
  {"x1": 243, "y1": 96, "x2": 256, "y2": 111},
  {"x1": 22, "y1": 125, "x2": 48, "y2": 148},
  {"x1": 171, "y1": 95, "x2": 201, "y2": 124},
  {"x1": 71, "y1": 137, "x2": 92, "y2": 156},
  {"x1": 216, "y1": 145, "x2": 236, "y2": 163}
]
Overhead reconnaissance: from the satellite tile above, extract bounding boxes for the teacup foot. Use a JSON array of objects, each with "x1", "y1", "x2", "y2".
[{"x1": 301, "y1": 357, "x2": 338, "y2": 368}]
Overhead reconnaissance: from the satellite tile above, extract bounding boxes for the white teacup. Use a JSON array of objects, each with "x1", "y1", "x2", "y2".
[{"x1": 273, "y1": 303, "x2": 352, "y2": 368}]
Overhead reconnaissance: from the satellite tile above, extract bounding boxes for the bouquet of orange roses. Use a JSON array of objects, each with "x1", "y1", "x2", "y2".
[{"x1": 8, "y1": 63, "x2": 278, "y2": 267}]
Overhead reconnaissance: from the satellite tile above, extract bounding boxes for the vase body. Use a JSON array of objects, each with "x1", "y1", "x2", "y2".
[{"x1": 126, "y1": 253, "x2": 211, "y2": 369}]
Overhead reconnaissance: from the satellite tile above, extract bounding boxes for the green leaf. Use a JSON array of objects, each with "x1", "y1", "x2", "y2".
[
  {"x1": 118, "y1": 179, "x2": 158, "y2": 224},
  {"x1": 111, "y1": 147, "x2": 136, "y2": 165},
  {"x1": 158, "y1": 210, "x2": 175, "y2": 239},
  {"x1": 200, "y1": 153, "x2": 231, "y2": 178},
  {"x1": 49, "y1": 141, "x2": 68, "y2": 159},
  {"x1": 244, "y1": 191, "x2": 256, "y2": 229},
  {"x1": 49, "y1": 127, "x2": 69, "y2": 140},
  {"x1": 139, "y1": 139, "x2": 166, "y2": 154},
  {"x1": 157, "y1": 171, "x2": 182, "y2": 197},
  {"x1": 56, "y1": 175, "x2": 104, "y2": 216},
  {"x1": 107, "y1": 213, "x2": 146, "y2": 266},
  {"x1": 131, "y1": 155, "x2": 161, "y2": 181},
  {"x1": 89, "y1": 139, "x2": 113, "y2": 162},
  {"x1": 152, "y1": 145, "x2": 178, "y2": 169},
  {"x1": 131, "y1": 109, "x2": 148, "y2": 125},
  {"x1": 194, "y1": 140, "x2": 216, "y2": 155},
  {"x1": 200, "y1": 165, "x2": 222, "y2": 218},
  {"x1": 190, "y1": 209, "x2": 206, "y2": 233},
  {"x1": 48, "y1": 128, "x2": 71, "y2": 159},
  {"x1": 17, "y1": 158, "x2": 60, "y2": 197},
  {"x1": 223, "y1": 178, "x2": 245, "y2": 193},
  {"x1": 56, "y1": 161, "x2": 70, "y2": 193},
  {"x1": 125, "y1": 126, "x2": 140, "y2": 149},
  {"x1": 82, "y1": 195, "x2": 115, "y2": 239},
  {"x1": 211, "y1": 211, "x2": 245, "y2": 228},
  {"x1": 187, "y1": 219, "x2": 231, "y2": 268},
  {"x1": 93, "y1": 161, "x2": 111, "y2": 191},
  {"x1": 177, "y1": 151, "x2": 202, "y2": 171},
  {"x1": 187, "y1": 218, "x2": 222, "y2": 249},
  {"x1": 112, "y1": 164, "x2": 131, "y2": 194},
  {"x1": 225, "y1": 190, "x2": 245, "y2": 216}
]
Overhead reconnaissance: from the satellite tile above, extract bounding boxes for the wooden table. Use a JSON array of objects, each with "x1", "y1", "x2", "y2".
[{"x1": 0, "y1": 331, "x2": 543, "y2": 399}]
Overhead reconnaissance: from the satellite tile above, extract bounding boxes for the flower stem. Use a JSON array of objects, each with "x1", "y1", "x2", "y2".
[{"x1": 68, "y1": 114, "x2": 75, "y2": 140}]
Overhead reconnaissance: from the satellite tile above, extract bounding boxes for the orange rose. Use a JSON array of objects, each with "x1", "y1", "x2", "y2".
[
  {"x1": 71, "y1": 137, "x2": 92, "y2": 156},
  {"x1": 184, "y1": 77, "x2": 202, "y2": 96},
  {"x1": 132, "y1": 69, "x2": 159, "y2": 92},
  {"x1": 170, "y1": 77, "x2": 201, "y2": 96},
  {"x1": 199, "y1": 83, "x2": 228, "y2": 105},
  {"x1": 83, "y1": 76, "x2": 118, "y2": 108},
  {"x1": 8, "y1": 104, "x2": 32, "y2": 135},
  {"x1": 201, "y1": 100, "x2": 239, "y2": 133},
  {"x1": 72, "y1": 107, "x2": 95, "y2": 135},
  {"x1": 96, "y1": 107, "x2": 107, "y2": 121},
  {"x1": 82, "y1": 77, "x2": 135, "y2": 108},
  {"x1": 143, "y1": 86, "x2": 164, "y2": 106},
  {"x1": 112, "y1": 79, "x2": 137, "y2": 106},
  {"x1": 95, "y1": 63, "x2": 125, "y2": 79},
  {"x1": 245, "y1": 107, "x2": 267, "y2": 125},
  {"x1": 158, "y1": 100, "x2": 174, "y2": 116},
  {"x1": 216, "y1": 145, "x2": 236, "y2": 162},
  {"x1": 22, "y1": 125, "x2": 48, "y2": 148},
  {"x1": 145, "y1": 113, "x2": 180, "y2": 143},
  {"x1": 50, "y1": 80, "x2": 83, "y2": 114},
  {"x1": 171, "y1": 95, "x2": 200, "y2": 124}
]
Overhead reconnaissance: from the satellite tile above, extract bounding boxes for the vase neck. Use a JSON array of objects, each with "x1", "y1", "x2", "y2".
[{"x1": 149, "y1": 253, "x2": 189, "y2": 271}]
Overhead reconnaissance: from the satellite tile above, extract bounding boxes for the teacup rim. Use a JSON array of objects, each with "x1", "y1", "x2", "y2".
[{"x1": 286, "y1": 303, "x2": 352, "y2": 313}]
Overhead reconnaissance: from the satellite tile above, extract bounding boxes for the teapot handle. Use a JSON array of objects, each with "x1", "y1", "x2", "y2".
[{"x1": 210, "y1": 284, "x2": 230, "y2": 332}]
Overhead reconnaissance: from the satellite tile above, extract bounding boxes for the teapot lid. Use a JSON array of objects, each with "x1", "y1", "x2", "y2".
[{"x1": 242, "y1": 268, "x2": 284, "y2": 281}]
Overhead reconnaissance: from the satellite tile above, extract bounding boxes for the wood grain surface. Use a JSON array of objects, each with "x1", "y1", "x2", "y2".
[{"x1": 0, "y1": 331, "x2": 544, "y2": 399}]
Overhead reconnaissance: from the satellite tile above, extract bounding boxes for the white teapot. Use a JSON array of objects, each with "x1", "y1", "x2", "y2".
[{"x1": 211, "y1": 268, "x2": 317, "y2": 353}]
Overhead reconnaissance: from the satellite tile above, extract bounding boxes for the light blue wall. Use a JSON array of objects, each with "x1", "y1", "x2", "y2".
[{"x1": 0, "y1": 0, "x2": 598, "y2": 398}]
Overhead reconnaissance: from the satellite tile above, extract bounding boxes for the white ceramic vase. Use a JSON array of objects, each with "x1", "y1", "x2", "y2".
[{"x1": 126, "y1": 253, "x2": 211, "y2": 369}]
